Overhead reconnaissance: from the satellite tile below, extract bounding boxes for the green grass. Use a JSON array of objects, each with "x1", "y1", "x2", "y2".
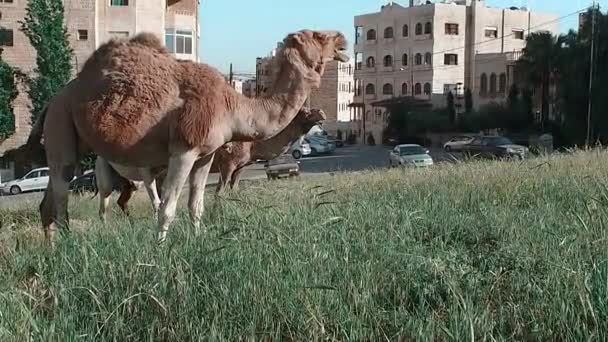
[{"x1": 0, "y1": 150, "x2": 607, "y2": 340}]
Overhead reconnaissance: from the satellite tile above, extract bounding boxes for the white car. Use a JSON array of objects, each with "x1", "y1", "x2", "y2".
[
  {"x1": 290, "y1": 140, "x2": 312, "y2": 159},
  {"x1": 0, "y1": 167, "x2": 50, "y2": 195},
  {"x1": 389, "y1": 144, "x2": 434, "y2": 168},
  {"x1": 443, "y1": 135, "x2": 475, "y2": 152},
  {"x1": 305, "y1": 136, "x2": 335, "y2": 155}
]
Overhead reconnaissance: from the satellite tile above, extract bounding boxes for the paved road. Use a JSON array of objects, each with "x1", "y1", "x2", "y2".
[{"x1": 0, "y1": 145, "x2": 457, "y2": 210}]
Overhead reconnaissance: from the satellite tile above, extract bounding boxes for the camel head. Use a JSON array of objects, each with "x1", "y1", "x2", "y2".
[
  {"x1": 282, "y1": 30, "x2": 349, "y2": 82},
  {"x1": 294, "y1": 108, "x2": 326, "y2": 134}
]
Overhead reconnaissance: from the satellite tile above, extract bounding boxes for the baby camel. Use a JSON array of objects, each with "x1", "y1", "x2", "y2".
[
  {"x1": 95, "y1": 108, "x2": 325, "y2": 221},
  {"x1": 31, "y1": 29, "x2": 348, "y2": 243}
]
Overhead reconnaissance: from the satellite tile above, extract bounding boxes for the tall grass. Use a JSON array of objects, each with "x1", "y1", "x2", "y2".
[{"x1": 0, "y1": 150, "x2": 607, "y2": 340}]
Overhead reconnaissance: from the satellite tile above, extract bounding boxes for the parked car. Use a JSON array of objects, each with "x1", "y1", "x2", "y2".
[
  {"x1": 265, "y1": 154, "x2": 300, "y2": 180},
  {"x1": 306, "y1": 136, "x2": 335, "y2": 155},
  {"x1": 460, "y1": 136, "x2": 529, "y2": 159},
  {"x1": 0, "y1": 167, "x2": 49, "y2": 195},
  {"x1": 389, "y1": 144, "x2": 434, "y2": 168},
  {"x1": 443, "y1": 135, "x2": 475, "y2": 152},
  {"x1": 289, "y1": 140, "x2": 312, "y2": 159},
  {"x1": 69, "y1": 172, "x2": 97, "y2": 193}
]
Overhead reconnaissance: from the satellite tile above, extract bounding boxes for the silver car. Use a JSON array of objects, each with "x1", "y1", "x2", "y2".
[{"x1": 389, "y1": 144, "x2": 434, "y2": 168}]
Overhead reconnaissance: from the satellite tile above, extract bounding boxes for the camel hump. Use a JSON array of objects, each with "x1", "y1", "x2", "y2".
[{"x1": 129, "y1": 32, "x2": 165, "y2": 51}]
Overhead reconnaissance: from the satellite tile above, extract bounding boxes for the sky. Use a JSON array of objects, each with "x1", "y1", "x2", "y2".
[{"x1": 199, "y1": 0, "x2": 604, "y2": 75}]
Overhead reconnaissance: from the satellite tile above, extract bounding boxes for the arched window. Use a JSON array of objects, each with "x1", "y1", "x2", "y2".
[
  {"x1": 415, "y1": 23, "x2": 423, "y2": 35},
  {"x1": 415, "y1": 83, "x2": 422, "y2": 95},
  {"x1": 415, "y1": 53, "x2": 422, "y2": 65},
  {"x1": 424, "y1": 22, "x2": 432, "y2": 34},
  {"x1": 401, "y1": 83, "x2": 408, "y2": 95},
  {"x1": 402, "y1": 24, "x2": 409, "y2": 37},
  {"x1": 402, "y1": 54, "x2": 408, "y2": 66},
  {"x1": 490, "y1": 73, "x2": 497, "y2": 94},
  {"x1": 365, "y1": 83, "x2": 375, "y2": 95},
  {"x1": 499, "y1": 73, "x2": 507, "y2": 93},
  {"x1": 424, "y1": 83, "x2": 431, "y2": 95},
  {"x1": 366, "y1": 56, "x2": 375, "y2": 68},
  {"x1": 383, "y1": 55, "x2": 393, "y2": 67},
  {"x1": 383, "y1": 83, "x2": 393, "y2": 95},
  {"x1": 384, "y1": 27, "x2": 394, "y2": 39},
  {"x1": 367, "y1": 29, "x2": 376, "y2": 40},
  {"x1": 424, "y1": 52, "x2": 432, "y2": 65},
  {"x1": 480, "y1": 73, "x2": 488, "y2": 95}
]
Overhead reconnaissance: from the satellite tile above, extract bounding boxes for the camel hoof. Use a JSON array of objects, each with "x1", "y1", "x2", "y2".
[{"x1": 157, "y1": 230, "x2": 168, "y2": 244}]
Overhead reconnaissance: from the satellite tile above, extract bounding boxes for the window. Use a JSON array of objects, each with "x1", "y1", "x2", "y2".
[
  {"x1": 384, "y1": 27, "x2": 394, "y2": 39},
  {"x1": 367, "y1": 29, "x2": 376, "y2": 41},
  {"x1": 355, "y1": 26, "x2": 363, "y2": 44},
  {"x1": 25, "y1": 171, "x2": 39, "y2": 179},
  {"x1": 402, "y1": 53, "x2": 408, "y2": 66},
  {"x1": 39, "y1": 170, "x2": 49, "y2": 177},
  {"x1": 499, "y1": 73, "x2": 507, "y2": 93},
  {"x1": 0, "y1": 29, "x2": 13, "y2": 47},
  {"x1": 402, "y1": 24, "x2": 409, "y2": 37},
  {"x1": 401, "y1": 83, "x2": 408, "y2": 95},
  {"x1": 480, "y1": 73, "x2": 488, "y2": 95},
  {"x1": 383, "y1": 83, "x2": 393, "y2": 95},
  {"x1": 110, "y1": 0, "x2": 128, "y2": 6},
  {"x1": 489, "y1": 73, "x2": 497, "y2": 94},
  {"x1": 415, "y1": 23, "x2": 422, "y2": 35},
  {"x1": 424, "y1": 83, "x2": 431, "y2": 95},
  {"x1": 365, "y1": 83, "x2": 375, "y2": 95},
  {"x1": 355, "y1": 52, "x2": 363, "y2": 70},
  {"x1": 165, "y1": 29, "x2": 193, "y2": 54},
  {"x1": 415, "y1": 53, "x2": 422, "y2": 65},
  {"x1": 424, "y1": 22, "x2": 432, "y2": 34},
  {"x1": 445, "y1": 23, "x2": 459, "y2": 35},
  {"x1": 366, "y1": 56, "x2": 375, "y2": 68},
  {"x1": 383, "y1": 55, "x2": 393, "y2": 67},
  {"x1": 444, "y1": 54, "x2": 458, "y2": 65},
  {"x1": 77, "y1": 30, "x2": 88, "y2": 41},
  {"x1": 424, "y1": 53, "x2": 432, "y2": 65},
  {"x1": 513, "y1": 29, "x2": 524, "y2": 40},
  {"x1": 485, "y1": 28, "x2": 498, "y2": 38},
  {"x1": 0, "y1": 0, "x2": 14, "y2": 3},
  {"x1": 414, "y1": 83, "x2": 422, "y2": 95}
]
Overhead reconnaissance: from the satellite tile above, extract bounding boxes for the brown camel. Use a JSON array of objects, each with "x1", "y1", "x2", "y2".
[
  {"x1": 34, "y1": 29, "x2": 348, "y2": 243},
  {"x1": 95, "y1": 108, "x2": 325, "y2": 221}
]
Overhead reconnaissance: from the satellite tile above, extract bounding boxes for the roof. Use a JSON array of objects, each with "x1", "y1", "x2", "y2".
[{"x1": 396, "y1": 144, "x2": 424, "y2": 148}]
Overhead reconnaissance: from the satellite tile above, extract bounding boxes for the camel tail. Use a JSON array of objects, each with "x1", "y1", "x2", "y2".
[{"x1": 27, "y1": 105, "x2": 48, "y2": 146}]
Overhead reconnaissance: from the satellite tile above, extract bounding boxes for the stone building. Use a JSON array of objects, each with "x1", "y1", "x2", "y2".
[
  {"x1": 352, "y1": 0, "x2": 558, "y2": 143},
  {"x1": 0, "y1": 0, "x2": 200, "y2": 180}
]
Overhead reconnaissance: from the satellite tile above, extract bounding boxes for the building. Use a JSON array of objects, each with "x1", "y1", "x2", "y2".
[
  {"x1": 309, "y1": 60, "x2": 355, "y2": 123},
  {"x1": 352, "y1": 0, "x2": 558, "y2": 143},
  {"x1": 229, "y1": 79, "x2": 243, "y2": 94},
  {"x1": 242, "y1": 79, "x2": 257, "y2": 98},
  {"x1": 0, "y1": 0, "x2": 200, "y2": 180}
]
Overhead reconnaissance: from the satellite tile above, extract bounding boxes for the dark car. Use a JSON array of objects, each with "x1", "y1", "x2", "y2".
[
  {"x1": 265, "y1": 154, "x2": 300, "y2": 180},
  {"x1": 460, "y1": 136, "x2": 529, "y2": 160},
  {"x1": 69, "y1": 172, "x2": 97, "y2": 193}
]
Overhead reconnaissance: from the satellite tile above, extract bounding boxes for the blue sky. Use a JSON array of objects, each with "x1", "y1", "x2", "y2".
[{"x1": 199, "y1": 0, "x2": 603, "y2": 75}]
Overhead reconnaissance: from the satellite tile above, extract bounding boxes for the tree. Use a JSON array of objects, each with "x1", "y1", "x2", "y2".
[
  {"x1": 464, "y1": 88, "x2": 473, "y2": 113},
  {"x1": 447, "y1": 91, "x2": 456, "y2": 125},
  {"x1": 0, "y1": 48, "x2": 19, "y2": 140},
  {"x1": 518, "y1": 32, "x2": 561, "y2": 127},
  {"x1": 19, "y1": 0, "x2": 73, "y2": 123}
]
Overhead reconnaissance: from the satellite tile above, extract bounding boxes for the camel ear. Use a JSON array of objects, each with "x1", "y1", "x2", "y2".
[{"x1": 285, "y1": 32, "x2": 305, "y2": 47}]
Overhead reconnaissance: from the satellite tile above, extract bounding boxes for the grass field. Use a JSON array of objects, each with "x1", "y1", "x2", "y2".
[{"x1": 0, "y1": 150, "x2": 607, "y2": 340}]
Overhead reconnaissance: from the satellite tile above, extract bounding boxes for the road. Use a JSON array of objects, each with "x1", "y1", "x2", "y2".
[{"x1": 0, "y1": 145, "x2": 457, "y2": 210}]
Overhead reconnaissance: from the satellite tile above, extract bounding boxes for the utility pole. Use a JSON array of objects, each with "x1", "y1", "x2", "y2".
[
  {"x1": 586, "y1": 1, "x2": 596, "y2": 146},
  {"x1": 229, "y1": 63, "x2": 234, "y2": 88}
]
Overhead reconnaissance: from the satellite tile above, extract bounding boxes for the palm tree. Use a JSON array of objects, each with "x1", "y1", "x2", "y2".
[{"x1": 517, "y1": 32, "x2": 562, "y2": 128}]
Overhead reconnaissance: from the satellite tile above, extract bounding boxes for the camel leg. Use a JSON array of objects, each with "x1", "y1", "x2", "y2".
[
  {"x1": 157, "y1": 151, "x2": 199, "y2": 243},
  {"x1": 39, "y1": 182, "x2": 56, "y2": 244},
  {"x1": 215, "y1": 162, "x2": 235, "y2": 195},
  {"x1": 95, "y1": 157, "x2": 114, "y2": 222},
  {"x1": 188, "y1": 154, "x2": 214, "y2": 230},
  {"x1": 141, "y1": 169, "x2": 161, "y2": 220},
  {"x1": 117, "y1": 187, "x2": 134, "y2": 216},
  {"x1": 229, "y1": 166, "x2": 247, "y2": 191},
  {"x1": 48, "y1": 165, "x2": 73, "y2": 236}
]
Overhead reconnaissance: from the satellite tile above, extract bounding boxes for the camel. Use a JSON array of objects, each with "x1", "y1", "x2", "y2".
[
  {"x1": 94, "y1": 108, "x2": 325, "y2": 221},
  {"x1": 33, "y1": 29, "x2": 348, "y2": 243}
]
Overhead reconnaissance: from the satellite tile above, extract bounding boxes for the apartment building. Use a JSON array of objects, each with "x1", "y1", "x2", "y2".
[
  {"x1": 0, "y1": 0, "x2": 199, "y2": 178},
  {"x1": 353, "y1": 0, "x2": 558, "y2": 142},
  {"x1": 242, "y1": 79, "x2": 257, "y2": 98}
]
